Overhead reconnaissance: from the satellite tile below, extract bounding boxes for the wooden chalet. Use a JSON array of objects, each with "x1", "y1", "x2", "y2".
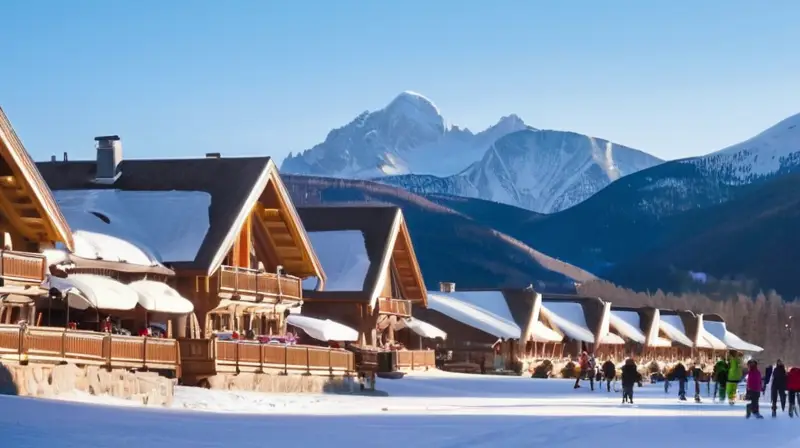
[
  {"x1": 605, "y1": 306, "x2": 662, "y2": 361},
  {"x1": 296, "y1": 206, "x2": 435, "y2": 355},
  {"x1": 655, "y1": 309, "x2": 698, "y2": 361},
  {"x1": 0, "y1": 108, "x2": 186, "y2": 374},
  {"x1": 414, "y1": 284, "x2": 527, "y2": 373},
  {"x1": 537, "y1": 294, "x2": 620, "y2": 359},
  {"x1": 37, "y1": 138, "x2": 358, "y2": 382}
]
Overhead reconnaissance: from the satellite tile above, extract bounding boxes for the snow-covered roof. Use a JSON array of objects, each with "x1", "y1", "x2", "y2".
[
  {"x1": 427, "y1": 292, "x2": 520, "y2": 339},
  {"x1": 658, "y1": 314, "x2": 694, "y2": 347},
  {"x1": 531, "y1": 321, "x2": 563, "y2": 342},
  {"x1": 601, "y1": 332, "x2": 626, "y2": 345},
  {"x1": 53, "y1": 189, "x2": 211, "y2": 264},
  {"x1": 48, "y1": 274, "x2": 139, "y2": 311},
  {"x1": 608, "y1": 310, "x2": 646, "y2": 344},
  {"x1": 286, "y1": 314, "x2": 359, "y2": 342},
  {"x1": 703, "y1": 320, "x2": 762, "y2": 352},
  {"x1": 394, "y1": 317, "x2": 447, "y2": 340},
  {"x1": 540, "y1": 301, "x2": 595, "y2": 343},
  {"x1": 303, "y1": 230, "x2": 370, "y2": 291},
  {"x1": 128, "y1": 280, "x2": 194, "y2": 314},
  {"x1": 651, "y1": 337, "x2": 672, "y2": 347}
]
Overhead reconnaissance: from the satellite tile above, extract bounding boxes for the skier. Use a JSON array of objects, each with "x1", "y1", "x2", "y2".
[
  {"x1": 726, "y1": 351, "x2": 743, "y2": 405},
  {"x1": 787, "y1": 365, "x2": 800, "y2": 417},
  {"x1": 602, "y1": 359, "x2": 616, "y2": 392},
  {"x1": 621, "y1": 358, "x2": 638, "y2": 404},
  {"x1": 673, "y1": 362, "x2": 688, "y2": 401},
  {"x1": 713, "y1": 357, "x2": 728, "y2": 402},
  {"x1": 745, "y1": 359, "x2": 764, "y2": 419},
  {"x1": 768, "y1": 359, "x2": 788, "y2": 417}
]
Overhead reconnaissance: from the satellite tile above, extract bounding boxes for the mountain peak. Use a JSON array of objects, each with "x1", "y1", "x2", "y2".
[{"x1": 384, "y1": 91, "x2": 442, "y2": 120}]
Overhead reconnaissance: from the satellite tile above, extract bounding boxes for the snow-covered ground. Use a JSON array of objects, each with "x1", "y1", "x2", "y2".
[{"x1": 3, "y1": 370, "x2": 800, "y2": 447}]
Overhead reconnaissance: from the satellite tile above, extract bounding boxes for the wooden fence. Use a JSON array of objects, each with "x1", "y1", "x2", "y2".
[
  {"x1": 394, "y1": 350, "x2": 436, "y2": 370},
  {"x1": 0, "y1": 324, "x2": 180, "y2": 372},
  {"x1": 178, "y1": 339, "x2": 355, "y2": 377}
]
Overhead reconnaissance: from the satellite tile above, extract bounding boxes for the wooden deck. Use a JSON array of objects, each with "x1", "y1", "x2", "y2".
[
  {"x1": 0, "y1": 325, "x2": 180, "y2": 372},
  {"x1": 218, "y1": 265, "x2": 302, "y2": 301},
  {"x1": 394, "y1": 350, "x2": 435, "y2": 370},
  {"x1": 178, "y1": 339, "x2": 355, "y2": 381}
]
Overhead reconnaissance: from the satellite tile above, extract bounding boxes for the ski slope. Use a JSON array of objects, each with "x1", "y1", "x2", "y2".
[{"x1": 2, "y1": 370, "x2": 799, "y2": 447}]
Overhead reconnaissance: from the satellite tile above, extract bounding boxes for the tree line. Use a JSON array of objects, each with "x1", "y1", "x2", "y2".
[{"x1": 578, "y1": 280, "x2": 800, "y2": 365}]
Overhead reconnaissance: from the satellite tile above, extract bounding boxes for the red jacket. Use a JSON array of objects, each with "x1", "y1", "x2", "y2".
[{"x1": 787, "y1": 367, "x2": 800, "y2": 392}]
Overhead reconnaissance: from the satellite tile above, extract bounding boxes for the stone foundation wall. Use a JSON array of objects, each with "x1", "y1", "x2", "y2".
[
  {"x1": 0, "y1": 361, "x2": 175, "y2": 406},
  {"x1": 205, "y1": 373, "x2": 358, "y2": 394}
]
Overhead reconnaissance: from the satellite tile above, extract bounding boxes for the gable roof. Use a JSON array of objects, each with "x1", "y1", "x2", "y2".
[
  {"x1": 36, "y1": 157, "x2": 323, "y2": 278},
  {"x1": 298, "y1": 205, "x2": 427, "y2": 308},
  {"x1": 540, "y1": 294, "x2": 607, "y2": 343},
  {"x1": 0, "y1": 107, "x2": 73, "y2": 249}
]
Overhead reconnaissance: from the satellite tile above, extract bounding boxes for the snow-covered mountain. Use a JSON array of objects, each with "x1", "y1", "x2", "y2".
[
  {"x1": 281, "y1": 91, "x2": 529, "y2": 178},
  {"x1": 281, "y1": 91, "x2": 663, "y2": 213},
  {"x1": 380, "y1": 129, "x2": 662, "y2": 213}
]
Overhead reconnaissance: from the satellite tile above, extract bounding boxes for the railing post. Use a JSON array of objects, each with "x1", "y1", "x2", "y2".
[
  {"x1": 61, "y1": 331, "x2": 67, "y2": 359},
  {"x1": 235, "y1": 341, "x2": 240, "y2": 373},
  {"x1": 305, "y1": 347, "x2": 310, "y2": 375},
  {"x1": 175, "y1": 340, "x2": 182, "y2": 379},
  {"x1": 259, "y1": 343, "x2": 264, "y2": 373},
  {"x1": 143, "y1": 336, "x2": 148, "y2": 370},
  {"x1": 104, "y1": 334, "x2": 111, "y2": 370},
  {"x1": 283, "y1": 345, "x2": 288, "y2": 375}
]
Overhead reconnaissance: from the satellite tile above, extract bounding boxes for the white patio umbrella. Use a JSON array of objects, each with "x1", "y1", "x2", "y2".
[{"x1": 286, "y1": 315, "x2": 358, "y2": 342}]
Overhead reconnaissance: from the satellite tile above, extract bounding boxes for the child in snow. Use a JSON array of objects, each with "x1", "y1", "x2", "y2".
[
  {"x1": 787, "y1": 365, "x2": 800, "y2": 417},
  {"x1": 745, "y1": 359, "x2": 763, "y2": 419},
  {"x1": 602, "y1": 359, "x2": 616, "y2": 392},
  {"x1": 621, "y1": 358, "x2": 638, "y2": 404}
]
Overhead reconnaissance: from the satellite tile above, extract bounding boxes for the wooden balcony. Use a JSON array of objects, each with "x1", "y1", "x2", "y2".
[
  {"x1": 177, "y1": 338, "x2": 355, "y2": 380},
  {"x1": 0, "y1": 250, "x2": 46, "y2": 284},
  {"x1": 378, "y1": 297, "x2": 412, "y2": 317},
  {"x1": 0, "y1": 324, "x2": 180, "y2": 372},
  {"x1": 218, "y1": 265, "x2": 302, "y2": 301}
]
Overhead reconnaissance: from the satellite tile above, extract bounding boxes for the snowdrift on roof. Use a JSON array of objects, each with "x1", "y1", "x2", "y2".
[
  {"x1": 609, "y1": 310, "x2": 646, "y2": 343},
  {"x1": 304, "y1": 230, "x2": 370, "y2": 291},
  {"x1": 54, "y1": 189, "x2": 211, "y2": 264},
  {"x1": 703, "y1": 320, "x2": 762, "y2": 352},
  {"x1": 540, "y1": 301, "x2": 594, "y2": 342},
  {"x1": 427, "y1": 292, "x2": 520, "y2": 339}
]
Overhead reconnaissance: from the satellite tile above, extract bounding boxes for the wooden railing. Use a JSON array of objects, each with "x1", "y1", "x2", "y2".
[
  {"x1": 378, "y1": 297, "x2": 412, "y2": 317},
  {"x1": 218, "y1": 266, "x2": 302, "y2": 301},
  {"x1": 0, "y1": 324, "x2": 180, "y2": 372},
  {"x1": 394, "y1": 350, "x2": 436, "y2": 370},
  {"x1": 0, "y1": 250, "x2": 46, "y2": 283},
  {"x1": 178, "y1": 338, "x2": 355, "y2": 376}
]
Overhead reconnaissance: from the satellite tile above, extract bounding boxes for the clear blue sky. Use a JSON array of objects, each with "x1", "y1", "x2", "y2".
[{"x1": 2, "y1": 0, "x2": 799, "y2": 163}]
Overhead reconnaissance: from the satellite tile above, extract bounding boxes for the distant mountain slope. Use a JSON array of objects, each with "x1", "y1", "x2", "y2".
[
  {"x1": 606, "y1": 172, "x2": 800, "y2": 299},
  {"x1": 281, "y1": 91, "x2": 662, "y2": 213},
  {"x1": 283, "y1": 175, "x2": 594, "y2": 291},
  {"x1": 381, "y1": 128, "x2": 662, "y2": 213}
]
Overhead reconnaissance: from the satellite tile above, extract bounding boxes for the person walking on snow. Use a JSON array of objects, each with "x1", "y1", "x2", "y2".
[
  {"x1": 726, "y1": 351, "x2": 744, "y2": 404},
  {"x1": 767, "y1": 359, "x2": 788, "y2": 417},
  {"x1": 574, "y1": 351, "x2": 595, "y2": 391},
  {"x1": 602, "y1": 359, "x2": 616, "y2": 392},
  {"x1": 691, "y1": 363, "x2": 703, "y2": 402},
  {"x1": 713, "y1": 357, "x2": 728, "y2": 402},
  {"x1": 787, "y1": 365, "x2": 800, "y2": 417},
  {"x1": 672, "y1": 362, "x2": 688, "y2": 401},
  {"x1": 621, "y1": 358, "x2": 638, "y2": 404},
  {"x1": 745, "y1": 359, "x2": 764, "y2": 419}
]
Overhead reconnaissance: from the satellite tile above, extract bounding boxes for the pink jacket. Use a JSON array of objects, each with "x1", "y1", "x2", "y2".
[{"x1": 746, "y1": 367, "x2": 763, "y2": 392}]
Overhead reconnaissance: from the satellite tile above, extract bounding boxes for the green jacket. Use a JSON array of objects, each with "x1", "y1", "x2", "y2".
[
  {"x1": 727, "y1": 356, "x2": 743, "y2": 382},
  {"x1": 713, "y1": 360, "x2": 728, "y2": 380}
]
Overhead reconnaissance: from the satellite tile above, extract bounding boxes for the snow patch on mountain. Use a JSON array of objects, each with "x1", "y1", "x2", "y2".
[{"x1": 380, "y1": 129, "x2": 663, "y2": 213}]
